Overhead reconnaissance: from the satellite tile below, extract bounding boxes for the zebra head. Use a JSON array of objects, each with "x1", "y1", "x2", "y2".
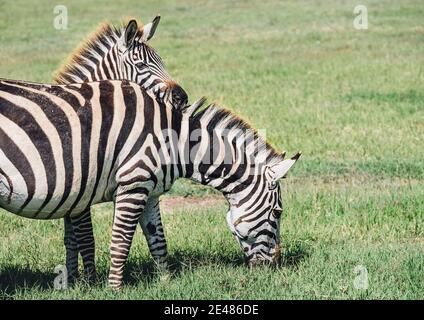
[
  {"x1": 119, "y1": 17, "x2": 188, "y2": 110},
  {"x1": 225, "y1": 153, "x2": 301, "y2": 267}
]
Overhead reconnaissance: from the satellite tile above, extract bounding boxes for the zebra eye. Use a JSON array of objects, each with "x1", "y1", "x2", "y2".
[
  {"x1": 269, "y1": 181, "x2": 278, "y2": 190},
  {"x1": 272, "y1": 209, "x2": 282, "y2": 219},
  {"x1": 136, "y1": 62, "x2": 148, "y2": 69}
]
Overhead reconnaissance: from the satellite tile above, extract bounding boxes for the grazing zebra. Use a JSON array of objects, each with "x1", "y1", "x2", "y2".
[
  {"x1": 54, "y1": 16, "x2": 188, "y2": 281},
  {"x1": 0, "y1": 78, "x2": 300, "y2": 288}
]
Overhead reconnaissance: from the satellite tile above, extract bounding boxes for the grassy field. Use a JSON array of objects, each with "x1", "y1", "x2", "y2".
[{"x1": 0, "y1": 0, "x2": 423, "y2": 299}]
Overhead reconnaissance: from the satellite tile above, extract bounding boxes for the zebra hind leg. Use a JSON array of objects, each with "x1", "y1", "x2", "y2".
[
  {"x1": 108, "y1": 189, "x2": 149, "y2": 289},
  {"x1": 64, "y1": 216, "x2": 80, "y2": 284},
  {"x1": 139, "y1": 197, "x2": 169, "y2": 277},
  {"x1": 71, "y1": 210, "x2": 96, "y2": 283}
]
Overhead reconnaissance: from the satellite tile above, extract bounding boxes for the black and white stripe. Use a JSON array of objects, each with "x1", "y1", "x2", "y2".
[
  {"x1": 53, "y1": 16, "x2": 189, "y2": 280},
  {"x1": 0, "y1": 78, "x2": 299, "y2": 288},
  {"x1": 55, "y1": 16, "x2": 188, "y2": 110}
]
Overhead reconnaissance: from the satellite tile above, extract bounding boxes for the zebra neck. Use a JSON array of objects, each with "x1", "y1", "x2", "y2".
[
  {"x1": 84, "y1": 45, "x2": 123, "y2": 83},
  {"x1": 182, "y1": 116, "x2": 252, "y2": 194},
  {"x1": 90, "y1": 45, "x2": 120, "y2": 80},
  {"x1": 55, "y1": 37, "x2": 123, "y2": 84}
]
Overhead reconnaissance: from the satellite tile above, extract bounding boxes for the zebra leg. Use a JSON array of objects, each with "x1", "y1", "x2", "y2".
[
  {"x1": 108, "y1": 189, "x2": 149, "y2": 289},
  {"x1": 138, "y1": 197, "x2": 169, "y2": 274},
  {"x1": 71, "y1": 210, "x2": 96, "y2": 283},
  {"x1": 64, "y1": 216, "x2": 80, "y2": 283}
]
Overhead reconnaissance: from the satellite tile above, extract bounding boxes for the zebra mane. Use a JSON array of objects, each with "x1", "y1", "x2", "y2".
[
  {"x1": 191, "y1": 103, "x2": 286, "y2": 166},
  {"x1": 53, "y1": 18, "x2": 144, "y2": 84}
]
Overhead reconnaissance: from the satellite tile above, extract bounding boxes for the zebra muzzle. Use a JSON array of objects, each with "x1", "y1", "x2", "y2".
[{"x1": 247, "y1": 244, "x2": 281, "y2": 268}]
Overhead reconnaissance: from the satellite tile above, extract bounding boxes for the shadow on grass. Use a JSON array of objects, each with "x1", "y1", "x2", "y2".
[
  {"x1": 0, "y1": 267, "x2": 55, "y2": 298},
  {"x1": 121, "y1": 249, "x2": 246, "y2": 287},
  {"x1": 0, "y1": 244, "x2": 311, "y2": 295},
  {"x1": 281, "y1": 241, "x2": 311, "y2": 269},
  {"x1": 124, "y1": 243, "x2": 311, "y2": 285}
]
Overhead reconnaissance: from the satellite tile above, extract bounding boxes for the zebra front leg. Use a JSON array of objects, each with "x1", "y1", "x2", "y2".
[
  {"x1": 64, "y1": 216, "x2": 79, "y2": 283},
  {"x1": 139, "y1": 197, "x2": 169, "y2": 274},
  {"x1": 71, "y1": 210, "x2": 96, "y2": 283},
  {"x1": 108, "y1": 188, "x2": 149, "y2": 289}
]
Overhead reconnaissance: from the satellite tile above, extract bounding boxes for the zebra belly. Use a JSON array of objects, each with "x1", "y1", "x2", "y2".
[{"x1": 0, "y1": 164, "x2": 108, "y2": 220}]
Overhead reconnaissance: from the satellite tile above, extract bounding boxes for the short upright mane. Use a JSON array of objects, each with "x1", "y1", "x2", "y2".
[
  {"x1": 191, "y1": 104, "x2": 285, "y2": 166},
  {"x1": 54, "y1": 18, "x2": 144, "y2": 84}
]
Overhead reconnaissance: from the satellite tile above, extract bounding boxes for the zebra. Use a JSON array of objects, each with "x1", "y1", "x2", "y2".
[
  {"x1": 0, "y1": 78, "x2": 300, "y2": 288},
  {"x1": 55, "y1": 16, "x2": 188, "y2": 110},
  {"x1": 53, "y1": 16, "x2": 189, "y2": 281}
]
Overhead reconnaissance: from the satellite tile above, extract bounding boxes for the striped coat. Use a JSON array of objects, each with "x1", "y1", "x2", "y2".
[
  {"x1": 0, "y1": 78, "x2": 299, "y2": 288},
  {"x1": 52, "y1": 17, "x2": 188, "y2": 280}
]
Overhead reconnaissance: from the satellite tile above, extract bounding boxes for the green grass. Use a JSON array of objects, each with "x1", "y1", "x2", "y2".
[{"x1": 0, "y1": 0, "x2": 423, "y2": 299}]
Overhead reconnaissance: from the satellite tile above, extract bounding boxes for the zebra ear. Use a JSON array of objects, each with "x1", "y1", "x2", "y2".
[
  {"x1": 125, "y1": 20, "x2": 138, "y2": 47},
  {"x1": 270, "y1": 152, "x2": 301, "y2": 181},
  {"x1": 141, "y1": 15, "x2": 161, "y2": 42}
]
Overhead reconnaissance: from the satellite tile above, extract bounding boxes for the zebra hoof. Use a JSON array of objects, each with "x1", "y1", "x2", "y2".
[
  {"x1": 83, "y1": 271, "x2": 97, "y2": 285},
  {"x1": 108, "y1": 283, "x2": 122, "y2": 291},
  {"x1": 66, "y1": 273, "x2": 80, "y2": 287}
]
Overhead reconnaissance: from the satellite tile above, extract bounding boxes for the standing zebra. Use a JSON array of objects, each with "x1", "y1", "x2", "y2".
[
  {"x1": 0, "y1": 78, "x2": 300, "y2": 288},
  {"x1": 55, "y1": 16, "x2": 188, "y2": 109},
  {"x1": 54, "y1": 16, "x2": 188, "y2": 281}
]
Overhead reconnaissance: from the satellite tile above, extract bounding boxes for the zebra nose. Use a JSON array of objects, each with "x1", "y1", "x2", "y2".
[{"x1": 171, "y1": 85, "x2": 188, "y2": 109}]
